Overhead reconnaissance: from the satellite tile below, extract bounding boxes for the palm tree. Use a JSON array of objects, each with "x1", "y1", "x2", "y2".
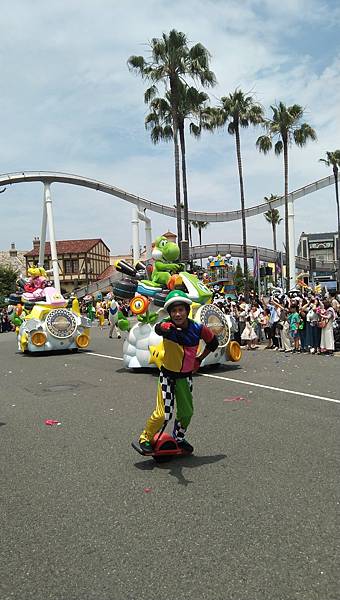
[
  {"x1": 145, "y1": 83, "x2": 211, "y2": 246},
  {"x1": 319, "y1": 150, "x2": 340, "y2": 289},
  {"x1": 202, "y1": 89, "x2": 264, "y2": 299},
  {"x1": 264, "y1": 194, "x2": 282, "y2": 284},
  {"x1": 191, "y1": 220, "x2": 209, "y2": 246},
  {"x1": 264, "y1": 194, "x2": 282, "y2": 252},
  {"x1": 256, "y1": 102, "x2": 317, "y2": 291},
  {"x1": 128, "y1": 29, "x2": 216, "y2": 245},
  {"x1": 191, "y1": 221, "x2": 209, "y2": 268}
]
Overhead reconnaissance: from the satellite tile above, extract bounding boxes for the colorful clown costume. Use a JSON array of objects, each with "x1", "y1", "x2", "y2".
[{"x1": 139, "y1": 318, "x2": 218, "y2": 444}]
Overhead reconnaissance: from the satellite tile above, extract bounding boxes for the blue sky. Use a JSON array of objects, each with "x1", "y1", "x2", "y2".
[{"x1": 0, "y1": 0, "x2": 339, "y2": 255}]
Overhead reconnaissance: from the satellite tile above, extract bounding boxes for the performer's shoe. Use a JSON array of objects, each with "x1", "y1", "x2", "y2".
[
  {"x1": 139, "y1": 440, "x2": 153, "y2": 454},
  {"x1": 177, "y1": 439, "x2": 194, "y2": 453}
]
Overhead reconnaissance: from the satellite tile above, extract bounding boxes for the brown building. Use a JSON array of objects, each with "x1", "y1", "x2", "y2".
[{"x1": 25, "y1": 238, "x2": 110, "y2": 293}]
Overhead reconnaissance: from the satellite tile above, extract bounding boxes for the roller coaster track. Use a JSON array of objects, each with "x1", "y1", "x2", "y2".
[{"x1": 0, "y1": 171, "x2": 335, "y2": 223}]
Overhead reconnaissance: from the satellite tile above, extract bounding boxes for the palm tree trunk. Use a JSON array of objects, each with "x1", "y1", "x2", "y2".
[
  {"x1": 173, "y1": 125, "x2": 182, "y2": 245},
  {"x1": 169, "y1": 78, "x2": 182, "y2": 245},
  {"x1": 334, "y1": 166, "x2": 340, "y2": 290},
  {"x1": 272, "y1": 223, "x2": 277, "y2": 285},
  {"x1": 179, "y1": 123, "x2": 189, "y2": 244},
  {"x1": 283, "y1": 138, "x2": 289, "y2": 292},
  {"x1": 235, "y1": 124, "x2": 248, "y2": 299}
]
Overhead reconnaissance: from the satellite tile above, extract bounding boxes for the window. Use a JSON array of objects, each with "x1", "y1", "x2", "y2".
[
  {"x1": 64, "y1": 260, "x2": 72, "y2": 274},
  {"x1": 72, "y1": 260, "x2": 79, "y2": 273},
  {"x1": 64, "y1": 259, "x2": 79, "y2": 274}
]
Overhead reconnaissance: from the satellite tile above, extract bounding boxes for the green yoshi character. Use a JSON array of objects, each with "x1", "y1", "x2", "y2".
[{"x1": 144, "y1": 236, "x2": 184, "y2": 288}]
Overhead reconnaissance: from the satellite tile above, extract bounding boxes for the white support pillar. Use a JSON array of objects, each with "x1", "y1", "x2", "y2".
[
  {"x1": 131, "y1": 206, "x2": 140, "y2": 264},
  {"x1": 288, "y1": 197, "x2": 296, "y2": 290},
  {"x1": 39, "y1": 196, "x2": 47, "y2": 267},
  {"x1": 138, "y1": 209, "x2": 152, "y2": 260},
  {"x1": 44, "y1": 182, "x2": 61, "y2": 294}
]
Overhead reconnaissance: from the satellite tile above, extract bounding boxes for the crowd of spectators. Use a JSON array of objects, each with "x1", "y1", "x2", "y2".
[
  {"x1": 212, "y1": 289, "x2": 340, "y2": 356},
  {"x1": 2, "y1": 289, "x2": 340, "y2": 356}
]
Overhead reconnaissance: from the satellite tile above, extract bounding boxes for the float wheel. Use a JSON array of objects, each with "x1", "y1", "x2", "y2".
[{"x1": 227, "y1": 340, "x2": 242, "y2": 362}]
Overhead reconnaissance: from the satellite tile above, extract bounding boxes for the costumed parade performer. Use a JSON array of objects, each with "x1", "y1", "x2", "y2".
[
  {"x1": 138, "y1": 290, "x2": 219, "y2": 455},
  {"x1": 96, "y1": 301, "x2": 105, "y2": 329},
  {"x1": 108, "y1": 295, "x2": 121, "y2": 339}
]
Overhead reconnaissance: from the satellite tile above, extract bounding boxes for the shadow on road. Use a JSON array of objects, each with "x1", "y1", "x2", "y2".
[{"x1": 134, "y1": 453, "x2": 226, "y2": 486}]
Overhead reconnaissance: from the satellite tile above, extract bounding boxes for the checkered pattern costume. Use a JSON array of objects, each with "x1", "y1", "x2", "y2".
[{"x1": 160, "y1": 370, "x2": 193, "y2": 440}]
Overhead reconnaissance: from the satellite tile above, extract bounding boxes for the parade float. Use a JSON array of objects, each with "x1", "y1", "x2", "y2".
[
  {"x1": 6, "y1": 180, "x2": 93, "y2": 354},
  {"x1": 205, "y1": 254, "x2": 237, "y2": 298},
  {"x1": 112, "y1": 235, "x2": 241, "y2": 369},
  {"x1": 9, "y1": 269, "x2": 92, "y2": 354}
]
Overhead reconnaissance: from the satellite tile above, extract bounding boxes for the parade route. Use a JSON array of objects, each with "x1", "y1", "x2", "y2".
[{"x1": 1, "y1": 328, "x2": 339, "y2": 600}]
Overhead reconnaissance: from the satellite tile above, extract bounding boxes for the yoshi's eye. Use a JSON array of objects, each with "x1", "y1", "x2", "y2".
[{"x1": 159, "y1": 240, "x2": 167, "y2": 248}]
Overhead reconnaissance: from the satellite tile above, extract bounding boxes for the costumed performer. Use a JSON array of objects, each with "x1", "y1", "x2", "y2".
[
  {"x1": 96, "y1": 302, "x2": 105, "y2": 329},
  {"x1": 108, "y1": 295, "x2": 121, "y2": 339},
  {"x1": 138, "y1": 290, "x2": 219, "y2": 454}
]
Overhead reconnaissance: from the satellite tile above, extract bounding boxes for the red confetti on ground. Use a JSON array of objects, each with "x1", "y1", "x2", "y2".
[
  {"x1": 224, "y1": 396, "x2": 252, "y2": 405},
  {"x1": 143, "y1": 487, "x2": 152, "y2": 493},
  {"x1": 224, "y1": 396, "x2": 245, "y2": 402},
  {"x1": 44, "y1": 419, "x2": 61, "y2": 426}
]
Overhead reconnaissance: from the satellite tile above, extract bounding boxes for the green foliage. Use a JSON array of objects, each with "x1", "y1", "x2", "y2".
[
  {"x1": 256, "y1": 102, "x2": 317, "y2": 155},
  {"x1": 234, "y1": 260, "x2": 244, "y2": 294},
  {"x1": 264, "y1": 195, "x2": 282, "y2": 228},
  {"x1": 0, "y1": 265, "x2": 18, "y2": 299},
  {"x1": 319, "y1": 150, "x2": 340, "y2": 175}
]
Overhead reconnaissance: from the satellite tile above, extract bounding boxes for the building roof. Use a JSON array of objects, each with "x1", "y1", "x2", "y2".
[
  {"x1": 98, "y1": 265, "x2": 120, "y2": 280},
  {"x1": 162, "y1": 230, "x2": 177, "y2": 239},
  {"x1": 25, "y1": 238, "x2": 110, "y2": 257},
  {"x1": 299, "y1": 231, "x2": 337, "y2": 241}
]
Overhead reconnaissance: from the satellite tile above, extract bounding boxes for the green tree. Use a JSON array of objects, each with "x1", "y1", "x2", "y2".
[
  {"x1": 145, "y1": 83, "x2": 210, "y2": 244},
  {"x1": 202, "y1": 89, "x2": 264, "y2": 299},
  {"x1": 256, "y1": 103, "x2": 316, "y2": 290},
  {"x1": 264, "y1": 194, "x2": 282, "y2": 285},
  {"x1": 319, "y1": 150, "x2": 340, "y2": 289},
  {"x1": 0, "y1": 265, "x2": 18, "y2": 300},
  {"x1": 234, "y1": 259, "x2": 244, "y2": 294},
  {"x1": 128, "y1": 29, "x2": 216, "y2": 245}
]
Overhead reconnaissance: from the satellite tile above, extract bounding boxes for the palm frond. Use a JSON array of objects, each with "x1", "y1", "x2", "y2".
[
  {"x1": 274, "y1": 140, "x2": 283, "y2": 155},
  {"x1": 144, "y1": 85, "x2": 158, "y2": 104},
  {"x1": 293, "y1": 123, "x2": 317, "y2": 146},
  {"x1": 256, "y1": 135, "x2": 272, "y2": 154},
  {"x1": 127, "y1": 55, "x2": 147, "y2": 74}
]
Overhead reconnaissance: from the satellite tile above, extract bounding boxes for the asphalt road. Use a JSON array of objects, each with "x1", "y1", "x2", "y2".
[{"x1": 1, "y1": 327, "x2": 339, "y2": 600}]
